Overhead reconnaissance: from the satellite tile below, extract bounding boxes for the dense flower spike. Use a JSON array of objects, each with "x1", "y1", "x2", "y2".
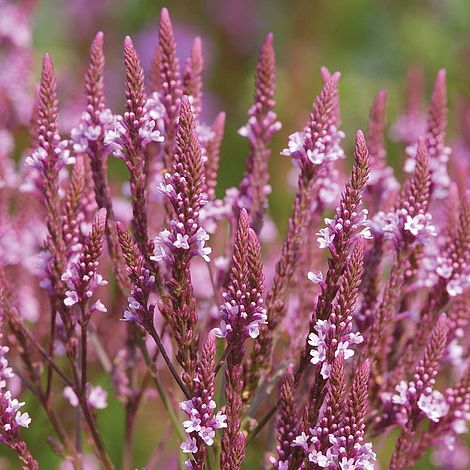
[
  {"x1": 154, "y1": 7, "x2": 183, "y2": 169},
  {"x1": 213, "y1": 209, "x2": 266, "y2": 341},
  {"x1": 272, "y1": 364, "x2": 298, "y2": 469},
  {"x1": 62, "y1": 208, "x2": 107, "y2": 318},
  {"x1": 388, "y1": 315, "x2": 449, "y2": 470},
  {"x1": 27, "y1": 54, "x2": 69, "y2": 295},
  {"x1": 292, "y1": 359, "x2": 376, "y2": 469},
  {"x1": 290, "y1": 356, "x2": 347, "y2": 468},
  {"x1": 182, "y1": 37, "x2": 204, "y2": 118},
  {"x1": 218, "y1": 209, "x2": 265, "y2": 469},
  {"x1": 308, "y1": 242, "x2": 364, "y2": 373},
  {"x1": 179, "y1": 334, "x2": 227, "y2": 469},
  {"x1": 108, "y1": 36, "x2": 164, "y2": 283},
  {"x1": 237, "y1": 33, "x2": 281, "y2": 233},
  {"x1": 281, "y1": 72, "x2": 344, "y2": 172},
  {"x1": 153, "y1": 96, "x2": 208, "y2": 386},
  {"x1": 404, "y1": 69, "x2": 450, "y2": 199},
  {"x1": 301, "y1": 131, "x2": 370, "y2": 373},
  {"x1": 304, "y1": 241, "x2": 365, "y2": 432},
  {"x1": 153, "y1": 96, "x2": 209, "y2": 266},
  {"x1": 335, "y1": 360, "x2": 376, "y2": 469},
  {"x1": 116, "y1": 222, "x2": 156, "y2": 329},
  {"x1": 312, "y1": 355, "x2": 346, "y2": 456},
  {"x1": 245, "y1": 73, "x2": 343, "y2": 397},
  {"x1": 72, "y1": 31, "x2": 128, "y2": 290},
  {"x1": 62, "y1": 158, "x2": 86, "y2": 256},
  {"x1": 3, "y1": 7, "x2": 470, "y2": 469}
]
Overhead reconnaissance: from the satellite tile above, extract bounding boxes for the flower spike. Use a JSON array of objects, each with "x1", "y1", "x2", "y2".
[
  {"x1": 183, "y1": 37, "x2": 204, "y2": 117},
  {"x1": 237, "y1": 33, "x2": 281, "y2": 233},
  {"x1": 156, "y1": 7, "x2": 183, "y2": 168}
]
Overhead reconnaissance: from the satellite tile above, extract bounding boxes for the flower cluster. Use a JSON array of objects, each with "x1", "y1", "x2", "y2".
[
  {"x1": 180, "y1": 401, "x2": 227, "y2": 451},
  {"x1": 71, "y1": 108, "x2": 116, "y2": 155},
  {"x1": 153, "y1": 97, "x2": 211, "y2": 267},
  {"x1": 25, "y1": 137, "x2": 74, "y2": 171},
  {"x1": 294, "y1": 433, "x2": 376, "y2": 469},
  {"x1": 236, "y1": 33, "x2": 281, "y2": 230},
  {"x1": 308, "y1": 241, "x2": 365, "y2": 382},
  {"x1": 0, "y1": 347, "x2": 31, "y2": 431},
  {"x1": 61, "y1": 208, "x2": 108, "y2": 316},
  {"x1": 116, "y1": 222, "x2": 156, "y2": 326},
  {"x1": 179, "y1": 335, "x2": 227, "y2": 468},
  {"x1": 151, "y1": 216, "x2": 211, "y2": 263},
  {"x1": 213, "y1": 209, "x2": 267, "y2": 341},
  {"x1": 281, "y1": 125, "x2": 345, "y2": 167},
  {"x1": 281, "y1": 72, "x2": 344, "y2": 178},
  {"x1": 308, "y1": 319, "x2": 364, "y2": 378},
  {"x1": 316, "y1": 208, "x2": 371, "y2": 250},
  {"x1": 0, "y1": 309, "x2": 36, "y2": 468},
  {"x1": 103, "y1": 39, "x2": 165, "y2": 160},
  {"x1": 103, "y1": 100, "x2": 164, "y2": 159},
  {"x1": 293, "y1": 361, "x2": 376, "y2": 469},
  {"x1": 378, "y1": 315, "x2": 449, "y2": 444},
  {"x1": 391, "y1": 381, "x2": 449, "y2": 424},
  {"x1": 372, "y1": 208, "x2": 436, "y2": 242}
]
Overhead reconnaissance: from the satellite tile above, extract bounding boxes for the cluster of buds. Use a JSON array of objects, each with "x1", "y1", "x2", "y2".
[
  {"x1": 308, "y1": 243, "x2": 365, "y2": 379},
  {"x1": 237, "y1": 33, "x2": 281, "y2": 231},
  {"x1": 315, "y1": 131, "x2": 371, "y2": 252},
  {"x1": 104, "y1": 38, "x2": 164, "y2": 159},
  {"x1": 153, "y1": 96, "x2": 211, "y2": 266},
  {"x1": 404, "y1": 70, "x2": 451, "y2": 199},
  {"x1": 61, "y1": 208, "x2": 108, "y2": 316},
  {"x1": 116, "y1": 222, "x2": 155, "y2": 327},
  {"x1": 213, "y1": 209, "x2": 267, "y2": 340},
  {"x1": 281, "y1": 73, "x2": 345, "y2": 173},
  {"x1": 379, "y1": 316, "x2": 449, "y2": 432},
  {"x1": 179, "y1": 336, "x2": 227, "y2": 468},
  {"x1": 293, "y1": 361, "x2": 376, "y2": 469}
]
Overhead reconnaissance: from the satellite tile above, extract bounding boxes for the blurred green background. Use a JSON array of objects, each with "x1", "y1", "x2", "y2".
[
  {"x1": 3, "y1": 0, "x2": 470, "y2": 468},
  {"x1": 30, "y1": 0, "x2": 470, "y2": 228}
]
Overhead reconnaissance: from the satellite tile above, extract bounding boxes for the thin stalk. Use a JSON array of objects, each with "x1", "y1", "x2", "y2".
[
  {"x1": 147, "y1": 323, "x2": 191, "y2": 398},
  {"x1": 45, "y1": 304, "x2": 57, "y2": 401},
  {"x1": 89, "y1": 326, "x2": 112, "y2": 373},
  {"x1": 123, "y1": 404, "x2": 137, "y2": 470},
  {"x1": 246, "y1": 405, "x2": 276, "y2": 444},
  {"x1": 68, "y1": 351, "x2": 115, "y2": 470},
  {"x1": 79, "y1": 394, "x2": 115, "y2": 470},
  {"x1": 76, "y1": 319, "x2": 89, "y2": 454},
  {"x1": 215, "y1": 343, "x2": 234, "y2": 376},
  {"x1": 135, "y1": 333, "x2": 185, "y2": 441},
  {"x1": 81, "y1": 323, "x2": 88, "y2": 394},
  {"x1": 19, "y1": 321, "x2": 73, "y2": 387}
]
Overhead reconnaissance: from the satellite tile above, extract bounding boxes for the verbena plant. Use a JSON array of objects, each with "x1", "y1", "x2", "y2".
[{"x1": 1, "y1": 4, "x2": 470, "y2": 470}]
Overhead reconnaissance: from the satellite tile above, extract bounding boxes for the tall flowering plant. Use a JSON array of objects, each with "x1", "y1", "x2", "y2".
[{"x1": 1, "y1": 3, "x2": 470, "y2": 470}]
